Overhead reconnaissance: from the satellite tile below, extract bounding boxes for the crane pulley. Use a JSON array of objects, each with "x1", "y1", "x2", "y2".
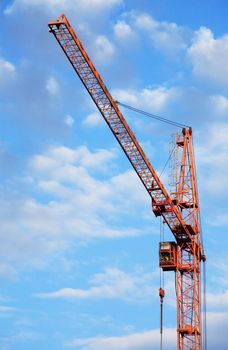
[{"x1": 48, "y1": 14, "x2": 206, "y2": 350}]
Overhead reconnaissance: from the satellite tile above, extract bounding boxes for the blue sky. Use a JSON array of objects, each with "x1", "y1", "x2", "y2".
[{"x1": 0, "y1": 1, "x2": 228, "y2": 349}]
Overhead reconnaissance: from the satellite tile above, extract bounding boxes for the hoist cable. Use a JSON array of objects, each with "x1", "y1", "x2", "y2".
[
  {"x1": 116, "y1": 101, "x2": 190, "y2": 129},
  {"x1": 159, "y1": 218, "x2": 165, "y2": 350},
  {"x1": 160, "y1": 297, "x2": 163, "y2": 350},
  {"x1": 203, "y1": 260, "x2": 207, "y2": 350},
  {"x1": 159, "y1": 218, "x2": 165, "y2": 288}
]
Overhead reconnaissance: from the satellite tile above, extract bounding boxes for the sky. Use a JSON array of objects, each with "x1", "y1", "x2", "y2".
[{"x1": 0, "y1": 0, "x2": 228, "y2": 349}]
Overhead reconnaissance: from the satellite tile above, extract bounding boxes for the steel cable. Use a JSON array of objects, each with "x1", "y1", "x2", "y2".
[{"x1": 116, "y1": 101, "x2": 190, "y2": 129}]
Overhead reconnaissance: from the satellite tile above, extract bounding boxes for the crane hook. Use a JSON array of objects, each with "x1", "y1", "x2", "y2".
[{"x1": 159, "y1": 288, "x2": 165, "y2": 350}]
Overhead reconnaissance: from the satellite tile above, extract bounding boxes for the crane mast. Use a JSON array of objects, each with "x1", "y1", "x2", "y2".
[
  {"x1": 173, "y1": 129, "x2": 202, "y2": 350},
  {"x1": 48, "y1": 14, "x2": 205, "y2": 350}
]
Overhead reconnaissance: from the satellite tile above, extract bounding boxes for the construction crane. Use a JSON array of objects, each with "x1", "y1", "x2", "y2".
[{"x1": 48, "y1": 14, "x2": 206, "y2": 350}]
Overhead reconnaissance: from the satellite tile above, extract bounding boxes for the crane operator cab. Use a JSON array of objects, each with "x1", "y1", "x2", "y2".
[{"x1": 159, "y1": 242, "x2": 177, "y2": 271}]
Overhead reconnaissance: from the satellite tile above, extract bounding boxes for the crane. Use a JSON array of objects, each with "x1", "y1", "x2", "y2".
[{"x1": 48, "y1": 14, "x2": 206, "y2": 350}]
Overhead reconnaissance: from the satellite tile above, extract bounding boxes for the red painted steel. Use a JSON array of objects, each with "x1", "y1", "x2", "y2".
[
  {"x1": 48, "y1": 14, "x2": 205, "y2": 350},
  {"x1": 174, "y1": 129, "x2": 202, "y2": 350}
]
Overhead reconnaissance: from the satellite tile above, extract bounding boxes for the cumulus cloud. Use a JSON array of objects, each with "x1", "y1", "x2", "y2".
[
  {"x1": 0, "y1": 59, "x2": 15, "y2": 74},
  {"x1": 64, "y1": 115, "x2": 74, "y2": 127},
  {"x1": 135, "y1": 13, "x2": 158, "y2": 31},
  {"x1": 93, "y1": 35, "x2": 115, "y2": 62},
  {"x1": 209, "y1": 211, "x2": 228, "y2": 227},
  {"x1": 113, "y1": 20, "x2": 136, "y2": 41},
  {"x1": 195, "y1": 122, "x2": 228, "y2": 197},
  {"x1": 0, "y1": 145, "x2": 151, "y2": 278},
  {"x1": 206, "y1": 312, "x2": 228, "y2": 350},
  {"x1": 46, "y1": 76, "x2": 60, "y2": 96},
  {"x1": 134, "y1": 13, "x2": 190, "y2": 56},
  {"x1": 210, "y1": 94, "x2": 228, "y2": 117},
  {"x1": 188, "y1": 27, "x2": 228, "y2": 88},
  {"x1": 82, "y1": 112, "x2": 103, "y2": 127},
  {"x1": 65, "y1": 312, "x2": 228, "y2": 350},
  {"x1": 66, "y1": 328, "x2": 176, "y2": 350},
  {"x1": 0, "y1": 58, "x2": 16, "y2": 87},
  {"x1": 113, "y1": 86, "x2": 178, "y2": 113},
  {"x1": 30, "y1": 145, "x2": 117, "y2": 172},
  {"x1": 36, "y1": 267, "x2": 156, "y2": 302},
  {"x1": 4, "y1": 0, "x2": 123, "y2": 15},
  {"x1": 207, "y1": 291, "x2": 228, "y2": 309}
]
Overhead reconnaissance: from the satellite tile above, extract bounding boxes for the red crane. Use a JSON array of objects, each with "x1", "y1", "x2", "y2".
[{"x1": 48, "y1": 14, "x2": 206, "y2": 350}]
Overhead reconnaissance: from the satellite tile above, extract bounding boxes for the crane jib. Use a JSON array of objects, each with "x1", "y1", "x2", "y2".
[{"x1": 48, "y1": 15, "x2": 194, "y2": 246}]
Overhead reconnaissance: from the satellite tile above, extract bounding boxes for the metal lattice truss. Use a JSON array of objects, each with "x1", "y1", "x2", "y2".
[
  {"x1": 48, "y1": 14, "x2": 204, "y2": 350},
  {"x1": 49, "y1": 15, "x2": 196, "y2": 244}
]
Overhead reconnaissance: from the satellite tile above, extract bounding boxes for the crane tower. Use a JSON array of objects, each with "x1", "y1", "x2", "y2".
[{"x1": 48, "y1": 14, "x2": 206, "y2": 350}]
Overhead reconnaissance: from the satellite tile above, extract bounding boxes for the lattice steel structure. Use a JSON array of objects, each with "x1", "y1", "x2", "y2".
[
  {"x1": 174, "y1": 129, "x2": 202, "y2": 350},
  {"x1": 48, "y1": 14, "x2": 205, "y2": 350}
]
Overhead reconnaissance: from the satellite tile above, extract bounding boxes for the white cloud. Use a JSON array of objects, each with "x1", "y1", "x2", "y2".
[
  {"x1": 195, "y1": 122, "x2": 228, "y2": 197},
  {"x1": 82, "y1": 112, "x2": 103, "y2": 127},
  {"x1": 65, "y1": 312, "x2": 228, "y2": 350},
  {"x1": 0, "y1": 305, "x2": 15, "y2": 312},
  {"x1": 5, "y1": 0, "x2": 123, "y2": 15},
  {"x1": 30, "y1": 145, "x2": 117, "y2": 172},
  {"x1": 208, "y1": 254, "x2": 228, "y2": 302},
  {"x1": 135, "y1": 13, "x2": 158, "y2": 31},
  {"x1": 93, "y1": 35, "x2": 115, "y2": 62},
  {"x1": 210, "y1": 95, "x2": 228, "y2": 116},
  {"x1": 0, "y1": 59, "x2": 15, "y2": 75},
  {"x1": 36, "y1": 267, "x2": 156, "y2": 302},
  {"x1": 188, "y1": 27, "x2": 228, "y2": 87},
  {"x1": 209, "y1": 211, "x2": 228, "y2": 227},
  {"x1": 64, "y1": 115, "x2": 74, "y2": 127},
  {"x1": 0, "y1": 59, "x2": 16, "y2": 87},
  {"x1": 66, "y1": 328, "x2": 176, "y2": 350},
  {"x1": 206, "y1": 312, "x2": 228, "y2": 350},
  {"x1": 207, "y1": 291, "x2": 228, "y2": 309},
  {"x1": 0, "y1": 145, "x2": 151, "y2": 278},
  {"x1": 0, "y1": 262, "x2": 18, "y2": 280},
  {"x1": 113, "y1": 20, "x2": 136, "y2": 41},
  {"x1": 46, "y1": 76, "x2": 60, "y2": 96},
  {"x1": 134, "y1": 13, "x2": 189, "y2": 55},
  {"x1": 0, "y1": 330, "x2": 41, "y2": 349},
  {"x1": 113, "y1": 86, "x2": 177, "y2": 113}
]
